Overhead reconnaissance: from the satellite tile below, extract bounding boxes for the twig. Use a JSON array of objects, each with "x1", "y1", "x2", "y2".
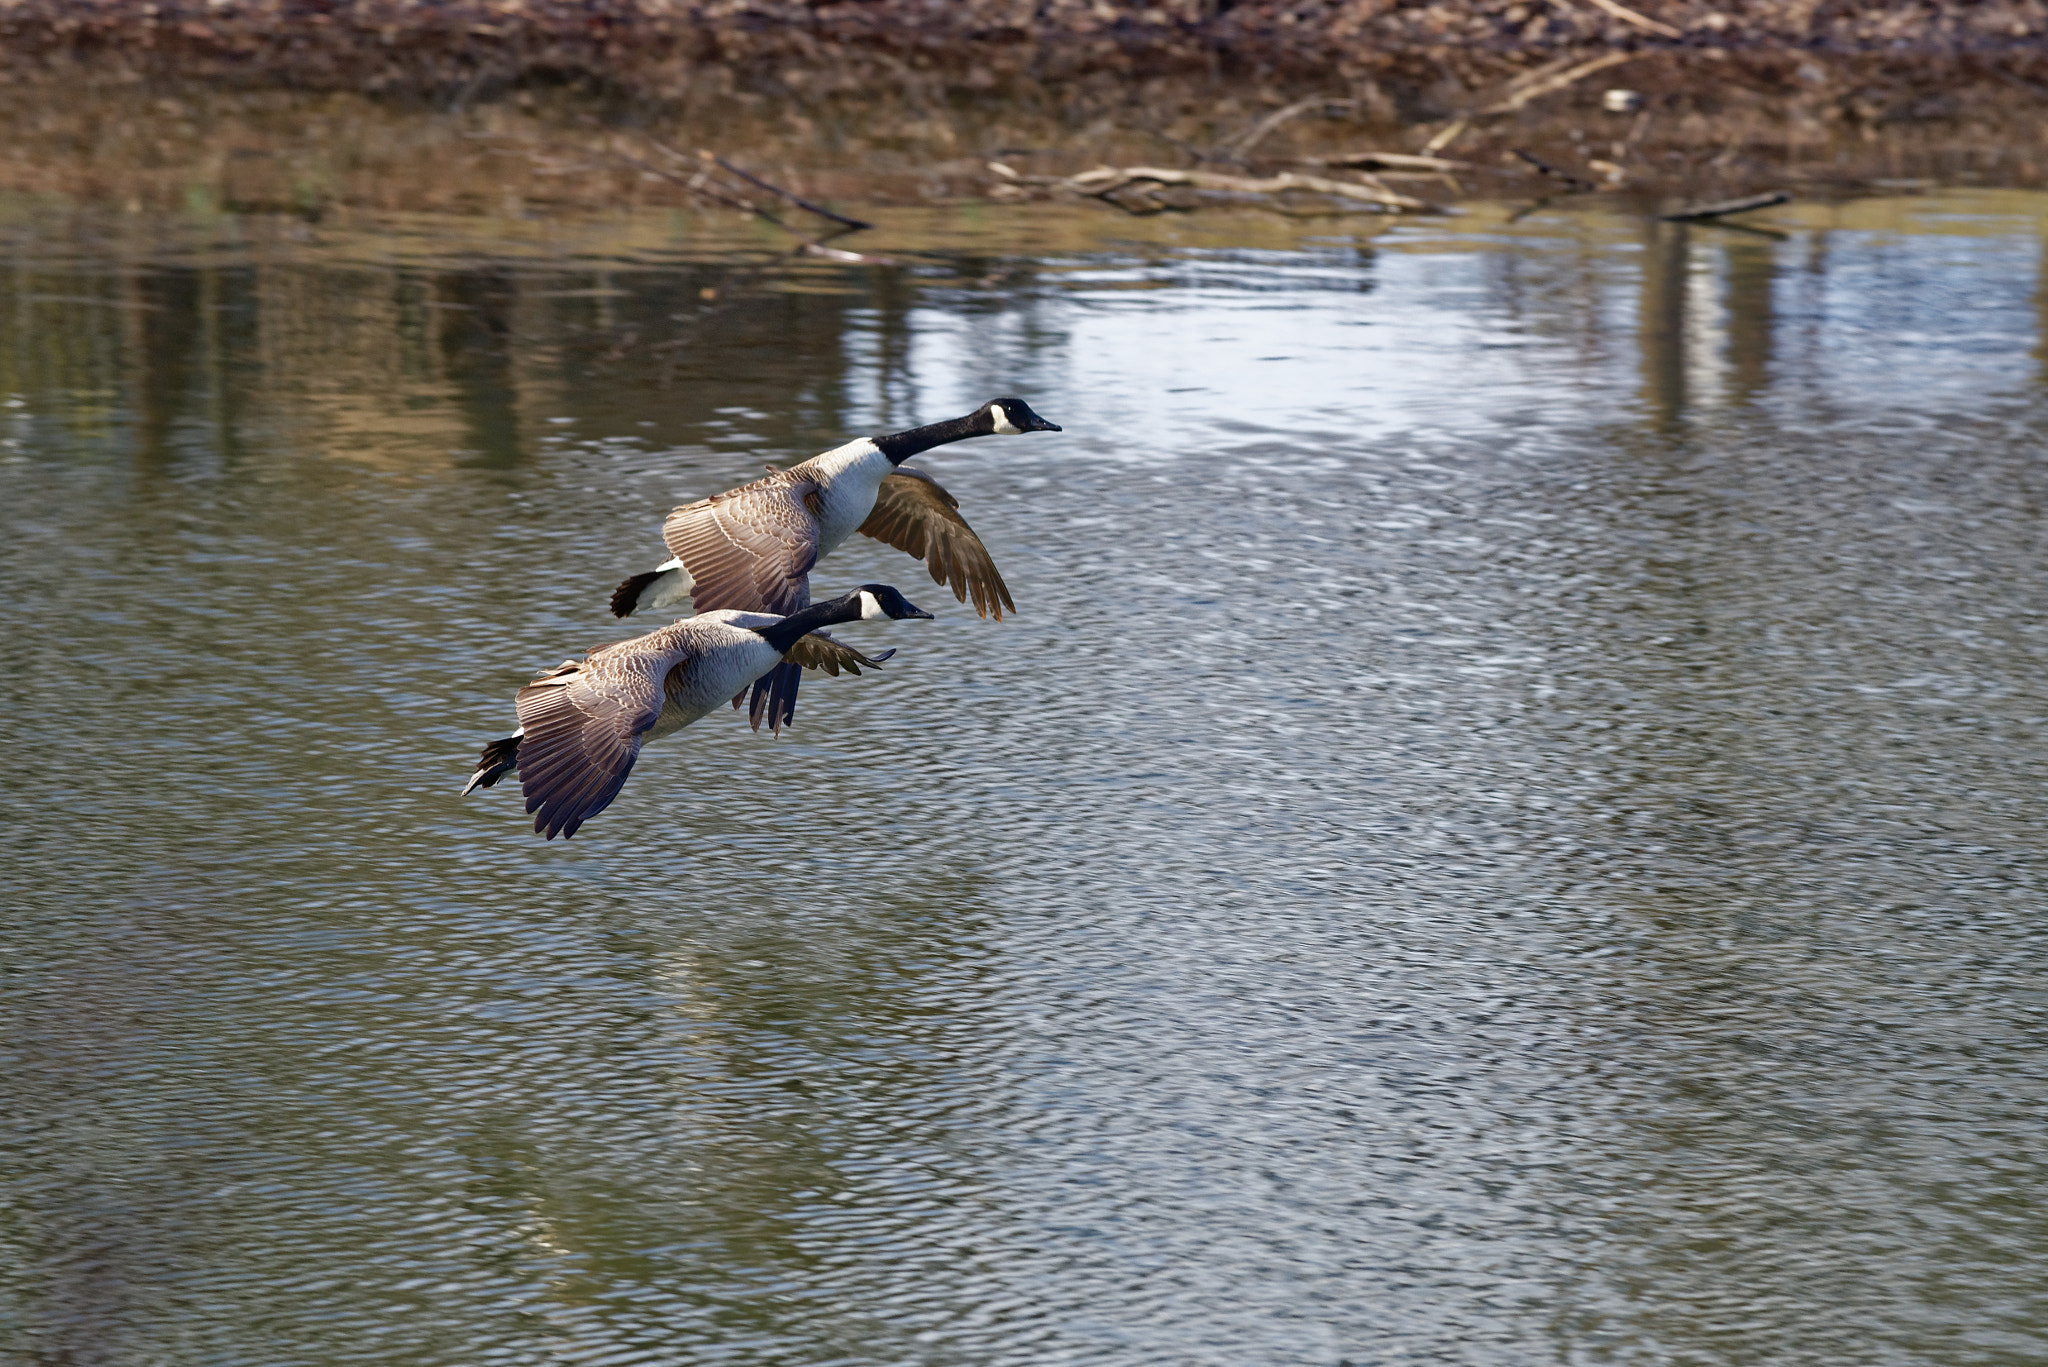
[
  {"x1": 1660, "y1": 190, "x2": 1791, "y2": 221},
  {"x1": 1511, "y1": 147, "x2": 1598, "y2": 192},
  {"x1": 1224, "y1": 97, "x2": 1355, "y2": 160},
  {"x1": 1308, "y1": 151, "x2": 1470, "y2": 172},
  {"x1": 608, "y1": 139, "x2": 787, "y2": 225},
  {"x1": 1479, "y1": 52, "x2": 1641, "y2": 115},
  {"x1": 1567, "y1": 0, "x2": 1686, "y2": 40},
  {"x1": 1419, "y1": 51, "x2": 1643, "y2": 160},
  {"x1": 699, "y1": 151, "x2": 873, "y2": 231},
  {"x1": 1065, "y1": 165, "x2": 1434, "y2": 212},
  {"x1": 1421, "y1": 119, "x2": 1471, "y2": 156}
]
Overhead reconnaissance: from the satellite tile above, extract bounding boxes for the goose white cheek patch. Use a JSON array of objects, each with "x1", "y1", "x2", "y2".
[
  {"x1": 858, "y1": 590, "x2": 886, "y2": 620},
  {"x1": 990, "y1": 406, "x2": 1022, "y2": 435}
]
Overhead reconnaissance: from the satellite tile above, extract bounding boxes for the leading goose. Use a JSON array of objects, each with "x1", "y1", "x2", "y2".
[
  {"x1": 609, "y1": 396, "x2": 1061, "y2": 733},
  {"x1": 465, "y1": 584, "x2": 932, "y2": 840}
]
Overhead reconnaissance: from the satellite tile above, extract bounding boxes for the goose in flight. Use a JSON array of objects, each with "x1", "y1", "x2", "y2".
[
  {"x1": 464, "y1": 584, "x2": 932, "y2": 840},
  {"x1": 608, "y1": 396, "x2": 1061, "y2": 731}
]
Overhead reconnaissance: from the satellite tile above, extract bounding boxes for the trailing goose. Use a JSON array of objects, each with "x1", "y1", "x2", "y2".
[
  {"x1": 464, "y1": 584, "x2": 932, "y2": 840},
  {"x1": 609, "y1": 396, "x2": 1061, "y2": 732}
]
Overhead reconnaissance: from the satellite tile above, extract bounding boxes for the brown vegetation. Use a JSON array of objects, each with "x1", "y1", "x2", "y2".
[
  {"x1": 0, "y1": 3, "x2": 2042, "y2": 215},
  {"x1": 3, "y1": 2, "x2": 2047, "y2": 100}
]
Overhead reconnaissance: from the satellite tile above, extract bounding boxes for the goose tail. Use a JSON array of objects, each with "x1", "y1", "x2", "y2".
[
  {"x1": 609, "y1": 563, "x2": 694, "y2": 618},
  {"x1": 463, "y1": 733, "x2": 523, "y2": 794}
]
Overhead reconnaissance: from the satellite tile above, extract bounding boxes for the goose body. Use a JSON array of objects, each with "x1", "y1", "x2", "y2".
[
  {"x1": 614, "y1": 436, "x2": 897, "y2": 615},
  {"x1": 465, "y1": 585, "x2": 932, "y2": 840},
  {"x1": 614, "y1": 397, "x2": 1061, "y2": 619},
  {"x1": 609, "y1": 397, "x2": 1061, "y2": 729}
]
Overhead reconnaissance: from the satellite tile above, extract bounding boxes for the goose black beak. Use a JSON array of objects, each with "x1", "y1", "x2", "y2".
[
  {"x1": 905, "y1": 605, "x2": 935, "y2": 620},
  {"x1": 1025, "y1": 415, "x2": 1062, "y2": 432}
]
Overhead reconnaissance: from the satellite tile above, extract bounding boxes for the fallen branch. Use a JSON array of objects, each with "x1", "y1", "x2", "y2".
[
  {"x1": 611, "y1": 139, "x2": 780, "y2": 223},
  {"x1": 1567, "y1": 0, "x2": 1685, "y2": 40},
  {"x1": 1223, "y1": 97, "x2": 1356, "y2": 159},
  {"x1": 1511, "y1": 147, "x2": 1597, "y2": 192},
  {"x1": 1660, "y1": 190, "x2": 1791, "y2": 221},
  {"x1": 602, "y1": 133, "x2": 884, "y2": 262},
  {"x1": 1478, "y1": 51, "x2": 1641, "y2": 115},
  {"x1": 1065, "y1": 165, "x2": 1433, "y2": 212},
  {"x1": 696, "y1": 150, "x2": 873, "y2": 231},
  {"x1": 1307, "y1": 151, "x2": 1470, "y2": 172},
  {"x1": 1421, "y1": 50, "x2": 1643, "y2": 155}
]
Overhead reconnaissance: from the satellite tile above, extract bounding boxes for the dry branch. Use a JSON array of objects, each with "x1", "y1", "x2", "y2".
[
  {"x1": 1224, "y1": 97, "x2": 1356, "y2": 159},
  {"x1": 1511, "y1": 147, "x2": 1597, "y2": 192},
  {"x1": 1308, "y1": 152, "x2": 1471, "y2": 172},
  {"x1": 698, "y1": 151, "x2": 872, "y2": 231},
  {"x1": 1478, "y1": 51, "x2": 1641, "y2": 115},
  {"x1": 1660, "y1": 190, "x2": 1791, "y2": 220}
]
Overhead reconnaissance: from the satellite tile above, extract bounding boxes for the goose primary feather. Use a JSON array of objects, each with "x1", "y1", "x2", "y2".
[
  {"x1": 464, "y1": 585, "x2": 932, "y2": 840},
  {"x1": 608, "y1": 397, "x2": 1060, "y2": 733}
]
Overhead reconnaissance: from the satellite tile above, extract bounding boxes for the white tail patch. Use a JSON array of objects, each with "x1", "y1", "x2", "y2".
[{"x1": 636, "y1": 564, "x2": 696, "y2": 612}]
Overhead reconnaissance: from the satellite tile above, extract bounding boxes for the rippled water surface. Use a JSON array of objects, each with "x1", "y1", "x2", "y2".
[{"x1": 6, "y1": 190, "x2": 2048, "y2": 1366}]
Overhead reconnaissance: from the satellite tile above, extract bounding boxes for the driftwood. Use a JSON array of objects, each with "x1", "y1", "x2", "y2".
[
  {"x1": 1661, "y1": 190, "x2": 1792, "y2": 221},
  {"x1": 1307, "y1": 151, "x2": 1470, "y2": 172},
  {"x1": 1063, "y1": 165, "x2": 1434, "y2": 212}
]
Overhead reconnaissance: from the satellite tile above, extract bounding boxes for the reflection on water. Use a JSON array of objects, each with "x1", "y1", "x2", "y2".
[{"x1": 5, "y1": 190, "x2": 2048, "y2": 1366}]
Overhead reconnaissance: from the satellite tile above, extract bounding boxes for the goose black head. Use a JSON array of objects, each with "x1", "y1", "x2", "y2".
[
  {"x1": 854, "y1": 584, "x2": 936, "y2": 621},
  {"x1": 985, "y1": 397, "x2": 1062, "y2": 435}
]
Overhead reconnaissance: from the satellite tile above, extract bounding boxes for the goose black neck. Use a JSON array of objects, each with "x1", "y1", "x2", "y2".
[
  {"x1": 755, "y1": 593, "x2": 861, "y2": 656},
  {"x1": 872, "y1": 410, "x2": 989, "y2": 466}
]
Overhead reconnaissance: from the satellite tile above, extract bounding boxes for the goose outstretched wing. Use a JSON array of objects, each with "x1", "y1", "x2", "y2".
[
  {"x1": 659, "y1": 472, "x2": 820, "y2": 617},
  {"x1": 511, "y1": 650, "x2": 669, "y2": 840},
  {"x1": 856, "y1": 466, "x2": 1015, "y2": 619},
  {"x1": 785, "y1": 629, "x2": 896, "y2": 677}
]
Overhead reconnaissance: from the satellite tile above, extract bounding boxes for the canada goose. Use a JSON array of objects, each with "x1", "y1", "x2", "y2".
[
  {"x1": 464, "y1": 584, "x2": 932, "y2": 840},
  {"x1": 609, "y1": 396, "x2": 1061, "y2": 731}
]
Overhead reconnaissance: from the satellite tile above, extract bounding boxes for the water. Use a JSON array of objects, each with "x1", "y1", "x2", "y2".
[{"x1": 4, "y1": 188, "x2": 2048, "y2": 1366}]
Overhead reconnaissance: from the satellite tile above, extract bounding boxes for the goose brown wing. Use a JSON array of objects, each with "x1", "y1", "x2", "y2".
[
  {"x1": 511, "y1": 654, "x2": 666, "y2": 840},
  {"x1": 856, "y1": 466, "x2": 1016, "y2": 619},
  {"x1": 782, "y1": 629, "x2": 896, "y2": 677},
  {"x1": 659, "y1": 473, "x2": 820, "y2": 617}
]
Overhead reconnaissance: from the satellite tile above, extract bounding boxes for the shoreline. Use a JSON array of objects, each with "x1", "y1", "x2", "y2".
[{"x1": 0, "y1": 5, "x2": 2043, "y2": 217}]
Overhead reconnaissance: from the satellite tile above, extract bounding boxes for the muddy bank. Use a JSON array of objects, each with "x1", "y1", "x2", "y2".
[
  {"x1": 0, "y1": 4, "x2": 2045, "y2": 216},
  {"x1": 0, "y1": 55, "x2": 2042, "y2": 223}
]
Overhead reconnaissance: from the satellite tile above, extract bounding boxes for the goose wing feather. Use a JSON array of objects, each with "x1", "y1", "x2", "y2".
[
  {"x1": 784, "y1": 629, "x2": 895, "y2": 677},
  {"x1": 510, "y1": 639, "x2": 683, "y2": 840},
  {"x1": 714, "y1": 615, "x2": 890, "y2": 676},
  {"x1": 659, "y1": 472, "x2": 821, "y2": 617},
  {"x1": 856, "y1": 466, "x2": 1016, "y2": 619}
]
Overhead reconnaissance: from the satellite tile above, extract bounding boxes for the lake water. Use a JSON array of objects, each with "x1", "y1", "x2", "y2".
[{"x1": 5, "y1": 189, "x2": 2048, "y2": 1366}]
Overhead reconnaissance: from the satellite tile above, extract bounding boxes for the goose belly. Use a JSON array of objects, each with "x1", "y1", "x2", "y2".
[
  {"x1": 647, "y1": 635, "x2": 781, "y2": 742},
  {"x1": 808, "y1": 443, "x2": 893, "y2": 555}
]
